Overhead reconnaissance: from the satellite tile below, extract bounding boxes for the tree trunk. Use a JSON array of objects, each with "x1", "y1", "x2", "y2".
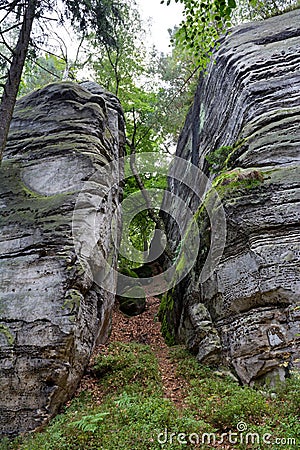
[
  {"x1": 127, "y1": 141, "x2": 174, "y2": 262},
  {"x1": 0, "y1": 0, "x2": 36, "y2": 162}
]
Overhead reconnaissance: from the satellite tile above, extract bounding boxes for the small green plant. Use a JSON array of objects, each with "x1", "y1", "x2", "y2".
[
  {"x1": 158, "y1": 291, "x2": 176, "y2": 346},
  {"x1": 205, "y1": 145, "x2": 234, "y2": 173},
  {"x1": 93, "y1": 342, "x2": 162, "y2": 395},
  {"x1": 205, "y1": 139, "x2": 249, "y2": 174},
  {"x1": 69, "y1": 412, "x2": 109, "y2": 433},
  {"x1": 212, "y1": 168, "x2": 265, "y2": 197},
  {"x1": 6, "y1": 342, "x2": 300, "y2": 450}
]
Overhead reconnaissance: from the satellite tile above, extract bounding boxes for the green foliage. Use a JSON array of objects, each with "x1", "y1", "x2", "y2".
[
  {"x1": 171, "y1": 346, "x2": 300, "y2": 448},
  {"x1": 93, "y1": 342, "x2": 162, "y2": 395},
  {"x1": 0, "y1": 0, "x2": 124, "y2": 96},
  {"x1": 274, "y1": 371, "x2": 300, "y2": 416},
  {"x1": 117, "y1": 264, "x2": 139, "y2": 278},
  {"x1": 233, "y1": 0, "x2": 300, "y2": 22},
  {"x1": 18, "y1": 54, "x2": 65, "y2": 97},
  {"x1": 5, "y1": 343, "x2": 190, "y2": 450},
  {"x1": 204, "y1": 141, "x2": 265, "y2": 198},
  {"x1": 205, "y1": 139, "x2": 249, "y2": 173},
  {"x1": 161, "y1": 0, "x2": 236, "y2": 70},
  {"x1": 5, "y1": 343, "x2": 300, "y2": 450},
  {"x1": 63, "y1": 0, "x2": 123, "y2": 48},
  {"x1": 87, "y1": 0, "x2": 147, "y2": 96},
  {"x1": 191, "y1": 380, "x2": 268, "y2": 427},
  {"x1": 205, "y1": 145, "x2": 234, "y2": 173},
  {"x1": 153, "y1": 33, "x2": 199, "y2": 145},
  {"x1": 3, "y1": 0, "x2": 200, "y2": 265},
  {"x1": 212, "y1": 169, "x2": 265, "y2": 198},
  {"x1": 87, "y1": 8, "x2": 192, "y2": 160},
  {"x1": 85, "y1": 1, "x2": 177, "y2": 265},
  {"x1": 158, "y1": 291, "x2": 176, "y2": 346},
  {"x1": 120, "y1": 165, "x2": 168, "y2": 267},
  {"x1": 69, "y1": 412, "x2": 109, "y2": 433},
  {"x1": 162, "y1": 0, "x2": 300, "y2": 71}
]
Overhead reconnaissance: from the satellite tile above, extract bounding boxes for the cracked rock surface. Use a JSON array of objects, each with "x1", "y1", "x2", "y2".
[
  {"x1": 162, "y1": 10, "x2": 300, "y2": 385},
  {"x1": 0, "y1": 81, "x2": 125, "y2": 435}
]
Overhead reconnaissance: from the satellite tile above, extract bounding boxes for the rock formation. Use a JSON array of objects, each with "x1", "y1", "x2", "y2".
[
  {"x1": 0, "y1": 81, "x2": 125, "y2": 435},
  {"x1": 161, "y1": 10, "x2": 300, "y2": 385}
]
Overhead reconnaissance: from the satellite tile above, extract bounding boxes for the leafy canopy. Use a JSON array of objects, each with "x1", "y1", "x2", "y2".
[
  {"x1": 0, "y1": 0, "x2": 125, "y2": 159},
  {"x1": 161, "y1": 0, "x2": 300, "y2": 69},
  {"x1": 161, "y1": 0, "x2": 237, "y2": 69}
]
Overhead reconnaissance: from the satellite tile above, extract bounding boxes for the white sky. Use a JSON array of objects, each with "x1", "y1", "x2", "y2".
[{"x1": 136, "y1": 0, "x2": 183, "y2": 53}]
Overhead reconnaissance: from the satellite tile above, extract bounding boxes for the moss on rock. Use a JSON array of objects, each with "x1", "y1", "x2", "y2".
[
  {"x1": 158, "y1": 291, "x2": 176, "y2": 346},
  {"x1": 0, "y1": 324, "x2": 14, "y2": 346}
]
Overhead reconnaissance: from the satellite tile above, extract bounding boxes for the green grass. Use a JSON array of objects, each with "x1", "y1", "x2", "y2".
[
  {"x1": 2, "y1": 344, "x2": 300, "y2": 450},
  {"x1": 170, "y1": 346, "x2": 300, "y2": 449}
]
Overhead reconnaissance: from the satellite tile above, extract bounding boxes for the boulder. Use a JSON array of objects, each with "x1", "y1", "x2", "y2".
[
  {"x1": 0, "y1": 81, "x2": 125, "y2": 435},
  {"x1": 118, "y1": 285, "x2": 146, "y2": 317},
  {"x1": 161, "y1": 10, "x2": 300, "y2": 385}
]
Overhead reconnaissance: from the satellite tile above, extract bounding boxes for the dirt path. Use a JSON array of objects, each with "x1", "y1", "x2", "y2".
[
  {"x1": 78, "y1": 297, "x2": 189, "y2": 408},
  {"x1": 74, "y1": 299, "x2": 235, "y2": 450}
]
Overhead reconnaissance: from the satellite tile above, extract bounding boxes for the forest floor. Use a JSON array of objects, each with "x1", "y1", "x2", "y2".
[
  {"x1": 79, "y1": 297, "x2": 190, "y2": 410},
  {"x1": 6, "y1": 297, "x2": 299, "y2": 450}
]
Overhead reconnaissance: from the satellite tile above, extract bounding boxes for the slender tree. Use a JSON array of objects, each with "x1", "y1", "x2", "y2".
[
  {"x1": 0, "y1": 0, "x2": 36, "y2": 160},
  {"x1": 0, "y1": 0, "x2": 122, "y2": 162}
]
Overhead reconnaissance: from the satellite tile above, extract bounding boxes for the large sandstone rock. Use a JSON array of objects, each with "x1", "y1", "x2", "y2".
[
  {"x1": 0, "y1": 81, "x2": 125, "y2": 435},
  {"x1": 161, "y1": 10, "x2": 300, "y2": 385}
]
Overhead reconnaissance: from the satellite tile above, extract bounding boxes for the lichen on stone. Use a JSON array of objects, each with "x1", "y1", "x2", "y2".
[{"x1": 0, "y1": 325, "x2": 14, "y2": 346}]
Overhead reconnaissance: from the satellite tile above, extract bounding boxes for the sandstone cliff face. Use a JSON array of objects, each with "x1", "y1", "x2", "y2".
[
  {"x1": 162, "y1": 10, "x2": 300, "y2": 385},
  {"x1": 0, "y1": 81, "x2": 125, "y2": 435}
]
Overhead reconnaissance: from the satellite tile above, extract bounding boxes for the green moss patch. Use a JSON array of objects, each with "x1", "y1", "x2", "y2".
[
  {"x1": 0, "y1": 324, "x2": 14, "y2": 346},
  {"x1": 158, "y1": 291, "x2": 176, "y2": 346}
]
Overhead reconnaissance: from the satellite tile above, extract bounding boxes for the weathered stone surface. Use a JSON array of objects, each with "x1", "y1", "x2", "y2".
[
  {"x1": 162, "y1": 10, "x2": 300, "y2": 385},
  {"x1": 118, "y1": 286, "x2": 146, "y2": 316},
  {"x1": 0, "y1": 81, "x2": 125, "y2": 435}
]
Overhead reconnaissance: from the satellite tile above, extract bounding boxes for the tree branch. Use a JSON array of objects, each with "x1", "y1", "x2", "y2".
[
  {"x1": 0, "y1": 30, "x2": 15, "y2": 55},
  {"x1": 135, "y1": 64, "x2": 200, "y2": 149},
  {"x1": 104, "y1": 40, "x2": 120, "y2": 96},
  {"x1": 0, "y1": 50, "x2": 12, "y2": 64},
  {"x1": 31, "y1": 43, "x2": 65, "y2": 62},
  {"x1": 27, "y1": 56, "x2": 61, "y2": 79},
  {"x1": 73, "y1": 33, "x2": 85, "y2": 68},
  {"x1": 126, "y1": 117, "x2": 173, "y2": 263},
  {"x1": 0, "y1": 21, "x2": 22, "y2": 34}
]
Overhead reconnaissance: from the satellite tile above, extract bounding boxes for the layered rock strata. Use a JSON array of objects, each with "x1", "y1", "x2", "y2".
[
  {"x1": 0, "y1": 81, "x2": 125, "y2": 435},
  {"x1": 161, "y1": 10, "x2": 300, "y2": 385}
]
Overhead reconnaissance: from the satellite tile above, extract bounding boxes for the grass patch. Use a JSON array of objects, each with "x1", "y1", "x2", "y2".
[
  {"x1": 3, "y1": 344, "x2": 300, "y2": 450},
  {"x1": 170, "y1": 346, "x2": 300, "y2": 449},
  {"x1": 4, "y1": 343, "x2": 211, "y2": 450},
  {"x1": 92, "y1": 342, "x2": 162, "y2": 396}
]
